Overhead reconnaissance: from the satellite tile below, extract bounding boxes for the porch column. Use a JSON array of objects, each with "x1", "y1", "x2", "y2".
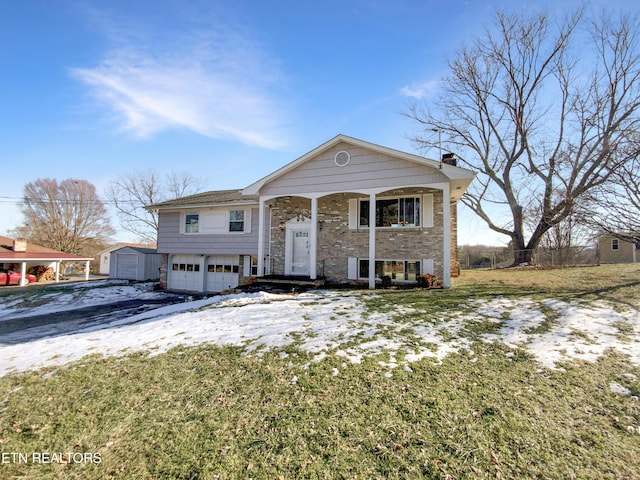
[
  {"x1": 55, "y1": 261, "x2": 60, "y2": 283},
  {"x1": 85, "y1": 260, "x2": 90, "y2": 281},
  {"x1": 257, "y1": 197, "x2": 266, "y2": 277},
  {"x1": 310, "y1": 196, "x2": 318, "y2": 279},
  {"x1": 442, "y1": 183, "x2": 451, "y2": 288},
  {"x1": 20, "y1": 261, "x2": 27, "y2": 286},
  {"x1": 368, "y1": 192, "x2": 376, "y2": 289}
]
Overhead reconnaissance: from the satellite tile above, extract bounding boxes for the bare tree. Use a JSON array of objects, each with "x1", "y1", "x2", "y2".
[
  {"x1": 578, "y1": 149, "x2": 640, "y2": 245},
  {"x1": 106, "y1": 170, "x2": 207, "y2": 243},
  {"x1": 16, "y1": 178, "x2": 114, "y2": 255},
  {"x1": 405, "y1": 9, "x2": 640, "y2": 265}
]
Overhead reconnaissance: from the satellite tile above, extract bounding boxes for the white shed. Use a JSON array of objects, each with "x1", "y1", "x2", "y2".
[{"x1": 109, "y1": 247, "x2": 161, "y2": 281}]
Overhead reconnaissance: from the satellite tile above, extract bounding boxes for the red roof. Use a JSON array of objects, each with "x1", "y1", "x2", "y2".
[{"x1": 0, "y1": 235, "x2": 93, "y2": 262}]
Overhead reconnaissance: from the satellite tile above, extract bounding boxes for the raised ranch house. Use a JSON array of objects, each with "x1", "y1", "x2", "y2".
[{"x1": 148, "y1": 135, "x2": 475, "y2": 292}]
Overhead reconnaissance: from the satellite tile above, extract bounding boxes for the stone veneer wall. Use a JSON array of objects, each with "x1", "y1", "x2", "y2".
[
  {"x1": 268, "y1": 188, "x2": 449, "y2": 282},
  {"x1": 159, "y1": 253, "x2": 169, "y2": 288}
]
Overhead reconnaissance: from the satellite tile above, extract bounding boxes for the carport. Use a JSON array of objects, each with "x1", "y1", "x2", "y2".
[{"x1": 0, "y1": 236, "x2": 92, "y2": 286}]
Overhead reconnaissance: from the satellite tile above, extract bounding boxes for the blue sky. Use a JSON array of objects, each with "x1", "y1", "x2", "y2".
[{"x1": 1, "y1": 0, "x2": 635, "y2": 246}]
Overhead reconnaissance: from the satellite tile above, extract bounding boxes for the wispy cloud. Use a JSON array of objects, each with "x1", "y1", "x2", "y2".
[
  {"x1": 70, "y1": 7, "x2": 290, "y2": 149},
  {"x1": 399, "y1": 80, "x2": 440, "y2": 100}
]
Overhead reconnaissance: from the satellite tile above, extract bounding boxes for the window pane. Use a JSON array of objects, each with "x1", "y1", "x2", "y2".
[
  {"x1": 185, "y1": 213, "x2": 199, "y2": 233},
  {"x1": 229, "y1": 210, "x2": 245, "y2": 232},
  {"x1": 406, "y1": 261, "x2": 420, "y2": 281},
  {"x1": 208, "y1": 265, "x2": 215, "y2": 272},
  {"x1": 359, "y1": 260, "x2": 369, "y2": 278},
  {"x1": 377, "y1": 199, "x2": 398, "y2": 227},
  {"x1": 399, "y1": 198, "x2": 420, "y2": 226},
  {"x1": 230, "y1": 210, "x2": 244, "y2": 221},
  {"x1": 194, "y1": 264, "x2": 200, "y2": 272},
  {"x1": 172, "y1": 263, "x2": 179, "y2": 271},
  {"x1": 359, "y1": 200, "x2": 370, "y2": 227}
]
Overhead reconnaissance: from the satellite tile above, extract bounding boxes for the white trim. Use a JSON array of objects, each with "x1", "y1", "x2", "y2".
[
  {"x1": 310, "y1": 197, "x2": 318, "y2": 279},
  {"x1": 348, "y1": 198, "x2": 358, "y2": 230},
  {"x1": 368, "y1": 192, "x2": 376, "y2": 289},
  {"x1": 285, "y1": 218, "x2": 311, "y2": 275},
  {"x1": 422, "y1": 193, "x2": 434, "y2": 228},
  {"x1": 442, "y1": 183, "x2": 451, "y2": 288},
  {"x1": 347, "y1": 257, "x2": 358, "y2": 280},
  {"x1": 422, "y1": 259, "x2": 434, "y2": 275},
  {"x1": 257, "y1": 198, "x2": 265, "y2": 277}
]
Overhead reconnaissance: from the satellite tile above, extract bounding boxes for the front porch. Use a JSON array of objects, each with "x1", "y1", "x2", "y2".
[{"x1": 255, "y1": 188, "x2": 452, "y2": 289}]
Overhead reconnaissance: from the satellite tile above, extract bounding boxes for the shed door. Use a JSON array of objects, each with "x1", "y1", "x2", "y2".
[{"x1": 116, "y1": 253, "x2": 138, "y2": 280}]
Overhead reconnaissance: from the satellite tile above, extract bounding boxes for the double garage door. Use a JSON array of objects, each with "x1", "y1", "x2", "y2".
[{"x1": 168, "y1": 255, "x2": 239, "y2": 292}]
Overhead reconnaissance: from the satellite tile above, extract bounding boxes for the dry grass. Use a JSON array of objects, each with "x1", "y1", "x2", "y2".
[{"x1": 1, "y1": 264, "x2": 639, "y2": 479}]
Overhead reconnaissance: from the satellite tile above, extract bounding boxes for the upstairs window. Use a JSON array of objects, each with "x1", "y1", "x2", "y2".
[
  {"x1": 612, "y1": 239, "x2": 619, "y2": 250},
  {"x1": 229, "y1": 210, "x2": 244, "y2": 232},
  {"x1": 185, "y1": 213, "x2": 199, "y2": 233},
  {"x1": 359, "y1": 197, "x2": 421, "y2": 228},
  {"x1": 229, "y1": 210, "x2": 245, "y2": 232}
]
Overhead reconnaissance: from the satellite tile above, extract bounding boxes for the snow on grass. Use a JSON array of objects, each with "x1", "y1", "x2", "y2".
[{"x1": 0, "y1": 287, "x2": 639, "y2": 377}]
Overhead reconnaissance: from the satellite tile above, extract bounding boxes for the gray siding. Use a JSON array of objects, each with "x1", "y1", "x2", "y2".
[
  {"x1": 157, "y1": 207, "x2": 261, "y2": 255},
  {"x1": 261, "y1": 143, "x2": 448, "y2": 197},
  {"x1": 109, "y1": 246, "x2": 161, "y2": 281}
]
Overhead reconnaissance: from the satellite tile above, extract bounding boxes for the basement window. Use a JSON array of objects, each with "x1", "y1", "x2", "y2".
[{"x1": 358, "y1": 259, "x2": 421, "y2": 281}]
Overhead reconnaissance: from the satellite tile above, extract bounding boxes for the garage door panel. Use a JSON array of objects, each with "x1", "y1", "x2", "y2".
[
  {"x1": 205, "y1": 255, "x2": 239, "y2": 292},
  {"x1": 168, "y1": 255, "x2": 203, "y2": 291}
]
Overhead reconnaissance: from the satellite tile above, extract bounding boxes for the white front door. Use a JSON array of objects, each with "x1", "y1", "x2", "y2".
[{"x1": 291, "y1": 229, "x2": 310, "y2": 275}]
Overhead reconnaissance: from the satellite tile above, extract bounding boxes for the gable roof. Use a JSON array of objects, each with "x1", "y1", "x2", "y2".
[
  {"x1": 243, "y1": 134, "x2": 475, "y2": 195},
  {"x1": 0, "y1": 235, "x2": 93, "y2": 262},
  {"x1": 147, "y1": 189, "x2": 258, "y2": 211}
]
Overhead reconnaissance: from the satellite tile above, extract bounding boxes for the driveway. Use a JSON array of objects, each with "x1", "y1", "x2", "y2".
[{"x1": 0, "y1": 280, "x2": 190, "y2": 344}]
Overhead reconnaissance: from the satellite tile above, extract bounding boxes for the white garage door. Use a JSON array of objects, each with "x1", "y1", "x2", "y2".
[
  {"x1": 205, "y1": 255, "x2": 239, "y2": 292},
  {"x1": 115, "y1": 253, "x2": 138, "y2": 280},
  {"x1": 168, "y1": 255, "x2": 202, "y2": 291}
]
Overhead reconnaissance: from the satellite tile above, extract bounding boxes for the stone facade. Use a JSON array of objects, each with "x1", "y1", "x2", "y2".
[{"x1": 267, "y1": 188, "x2": 455, "y2": 283}]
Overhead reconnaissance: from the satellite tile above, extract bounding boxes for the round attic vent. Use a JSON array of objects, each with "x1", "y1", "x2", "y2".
[{"x1": 334, "y1": 150, "x2": 350, "y2": 167}]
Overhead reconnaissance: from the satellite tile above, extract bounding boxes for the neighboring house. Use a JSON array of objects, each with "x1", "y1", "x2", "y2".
[
  {"x1": 109, "y1": 246, "x2": 161, "y2": 281},
  {"x1": 147, "y1": 135, "x2": 475, "y2": 292},
  {"x1": 0, "y1": 235, "x2": 93, "y2": 284},
  {"x1": 598, "y1": 234, "x2": 638, "y2": 264},
  {"x1": 96, "y1": 243, "x2": 157, "y2": 275}
]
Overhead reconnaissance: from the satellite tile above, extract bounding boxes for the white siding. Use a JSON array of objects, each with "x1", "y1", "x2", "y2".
[{"x1": 260, "y1": 143, "x2": 448, "y2": 196}]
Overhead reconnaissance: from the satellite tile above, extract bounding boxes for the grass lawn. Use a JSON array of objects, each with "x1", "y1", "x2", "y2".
[{"x1": 1, "y1": 265, "x2": 639, "y2": 479}]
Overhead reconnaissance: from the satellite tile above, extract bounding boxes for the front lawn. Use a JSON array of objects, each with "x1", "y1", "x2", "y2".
[{"x1": 1, "y1": 265, "x2": 639, "y2": 479}]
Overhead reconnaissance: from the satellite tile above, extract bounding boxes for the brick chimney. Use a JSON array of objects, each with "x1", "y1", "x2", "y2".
[
  {"x1": 13, "y1": 239, "x2": 27, "y2": 252},
  {"x1": 442, "y1": 153, "x2": 457, "y2": 166}
]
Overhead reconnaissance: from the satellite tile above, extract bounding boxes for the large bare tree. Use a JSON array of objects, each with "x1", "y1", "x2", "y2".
[
  {"x1": 106, "y1": 171, "x2": 206, "y2": 243},
  {"x1": 17, "y1": 178, "x2": 114, "y2": 255},
  {"x1": 405, "y1": 9, "x2": 640, "y2": 265}
]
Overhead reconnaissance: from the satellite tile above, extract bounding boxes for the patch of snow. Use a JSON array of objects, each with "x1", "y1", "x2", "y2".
[{"x1": 0, "y1": 286, "x2": 639, "y2": 377}]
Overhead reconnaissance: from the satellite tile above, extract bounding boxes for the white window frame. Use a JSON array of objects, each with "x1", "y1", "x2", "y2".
[
  {"x1": 356, "y1": 258, "x2": 422, "y2": 282},
  {"x1": 349, "y1": 193, "x2": 433, "y2": 230},
  {"x1": 181, "y1": 209, "x2": 251, "y2": 234},
  {"x1": 611, "y1": 239, "x2": 619, "y2": 251},
  {"x1": 184, "y1": 212, "x2": 200, "y2": 234},
  {"x1": 358, "y1": 195, "x2": 422, "y2": 229}
]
